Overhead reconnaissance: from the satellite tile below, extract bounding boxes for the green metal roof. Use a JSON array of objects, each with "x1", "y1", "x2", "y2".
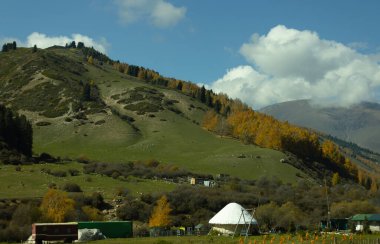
[{"x1": 350, "y1": 214, "x2": 380, "y2": 221}]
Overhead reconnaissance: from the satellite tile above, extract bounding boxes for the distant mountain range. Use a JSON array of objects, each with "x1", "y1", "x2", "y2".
[{"x1": 261, "y1": 100, "x2": 380, "y2": 154}]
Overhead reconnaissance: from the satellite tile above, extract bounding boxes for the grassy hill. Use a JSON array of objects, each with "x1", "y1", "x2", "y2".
[{"x1": 0, "y1": 47, "x2": 310, "y2": 196}]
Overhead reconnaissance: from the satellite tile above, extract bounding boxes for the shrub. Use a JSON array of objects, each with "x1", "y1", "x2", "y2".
[
  {"x1": 48, "y1": 183, "x2": 57, "y2": 189},
  {"x1": 50, "y1": 170, "x2": 67, "y2": 177},
  {"x1": 35, "y1": 121, "x2": 51, "y2": 126},
  {"x1": 146, "y1": 159, "x2": 160, "y2": 168},
  {"x1": 94, "y1": 120, "x2": 105, "y2": 125},
  {"x1": 37, "y1": 152, "x2": 57, "y2": 163},
  {"x1": 68, "y1": 168, "x2": 80, "y2": 176},
  {"x1": 124, "y1": 102, "x2": 163, "y2": 114},
  {"x1": 111, "y1": 171, "x2": 121, "y2": 179},
  {"x1": 0, "y1": 225, "x2": 30, "y2": 242},
  {"x1": 116, "y1": 187, "x2": 129, "y2": 197},
  {"x1": 61, "y1": 182, "x2": 82, "y2": 192},
  {"x1": 117, "y1": 200, "x2": 150, "y2": 221},
  {"x1": 89, "y1": 192, "x2": 107, "y2": 210},
  {"x1": 41, "y1": 168, "x2": 51, "y2": 174},
  {"x1": 77, "y1": 155, "x2": 90, "y2": 164},
  {"x1": 167, "y1": 107, "x2": 182, "y2": 114},
  {"x1": 11, "y1": 203, "x2": 41, "y2": 227}
]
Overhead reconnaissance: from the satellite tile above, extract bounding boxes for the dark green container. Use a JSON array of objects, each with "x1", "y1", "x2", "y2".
[{"x1": 78, "y1": 221, "x2": 133, "y2": 238}]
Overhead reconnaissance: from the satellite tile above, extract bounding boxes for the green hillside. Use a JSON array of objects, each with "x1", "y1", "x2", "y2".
[{"x1": 0, "y1": 47, "x2": 308, "y2": 187}]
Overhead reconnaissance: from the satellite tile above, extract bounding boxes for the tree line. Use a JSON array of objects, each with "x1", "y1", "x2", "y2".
[
  {"x1": 1, "y1": 41, "x2": 17, "y2": 52},
  {"x1": 0, "y1": 104, "x2": 32, "y2": 157}
]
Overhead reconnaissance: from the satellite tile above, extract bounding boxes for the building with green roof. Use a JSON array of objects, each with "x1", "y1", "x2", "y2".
[{"x1": 349, "y1": 214, "x2": 380, "y2": 232}]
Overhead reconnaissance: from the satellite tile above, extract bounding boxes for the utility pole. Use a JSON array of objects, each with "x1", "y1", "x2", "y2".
[{"x1": 324, "y1": 178, "x2": 331, "y2": 230}]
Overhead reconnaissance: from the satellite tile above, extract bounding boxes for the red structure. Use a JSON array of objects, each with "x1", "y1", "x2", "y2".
[{"x1": 32, "y1": 223, "x2": 78, "y2": 244}]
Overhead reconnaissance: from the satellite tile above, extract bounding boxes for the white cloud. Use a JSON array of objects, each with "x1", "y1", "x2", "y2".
[
  {"x1": 0, "y1": 37, "x2": 25, "y2": 47},
  {"x1": 26, "y1": 32, "x2": 109, "y2": 53},
  {"x1": 212, "y1": 25, "x2": 380, "y2": 109},
  {"x1": 348, "y1": 41, "x2": 368, "y2": 50},
  {"x1": 115, "y1": 0, "x2": 186, "y2": 28}
]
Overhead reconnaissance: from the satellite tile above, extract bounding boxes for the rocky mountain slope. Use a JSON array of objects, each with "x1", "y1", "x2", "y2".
[{"x1": 261, "y1": 100, "x2": 380, "y2": 154}]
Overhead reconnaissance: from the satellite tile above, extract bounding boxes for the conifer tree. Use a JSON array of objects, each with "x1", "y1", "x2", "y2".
[
  {"x1": 214, "y1": 100, "x2": 222, "y2": 113},
  {"x1": 176, "y1": 81, "x2": 183, "y2": 91},
  {"x1": 205, "y1": 90, "x2": 212, "y2": 107},
  {"x1": 200, "y1": 86, "x2": 206, "y2": 103},
  {"x1": 82, "y1": 83, "x2": 91, "y2": 101},
  {"x1": 2, "y1": 44, "x2": 8, "y2": 52}
]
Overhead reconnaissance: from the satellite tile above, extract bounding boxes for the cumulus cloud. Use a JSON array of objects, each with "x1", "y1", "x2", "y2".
[
  {"x1": 212, "y1": 25, "x2": 380, "y2": 109},
  {"x1": 26, "y1": 32, "x2": 109, "y2": 53},
  {"x1": 115, "y1": 0, "x2": 186, "y2": 28}
]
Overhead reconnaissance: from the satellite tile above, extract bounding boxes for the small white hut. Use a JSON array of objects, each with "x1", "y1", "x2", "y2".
[{"x1": 209, "y1": 202, "x2": 257, "y2": 235}]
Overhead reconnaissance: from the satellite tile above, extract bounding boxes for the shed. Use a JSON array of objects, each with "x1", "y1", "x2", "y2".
[
  {"x1": 320, "y1": 218, "x2": 348, "y2": 231},
  {"x1": 349, "y1": 214, "x2": 380, "y2": 232},
  {"x1": 32, "y1": 222, "x2": 78, "y2": 244},
  {"x1": 77, "y1": 221, "x2": 133, "y2": 238},
  {"x1": 195, "y1": 223, "x2": 209, "y2": 235}
]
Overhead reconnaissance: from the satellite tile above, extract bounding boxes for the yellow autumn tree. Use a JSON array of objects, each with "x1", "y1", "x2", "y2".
[
  {"x1": 370, "y1": 177, "x2": 378, "y2": 194},
  {"x1": 87, "y1": 55, "x2": 94, "y2": 65},
  {"x1": 331, "y1": 172, "x2": 340, "y2": 186},
  {"x1": 202, "y1": 111, "x2": 219, "y2": 131},
  {"x1": 40, "y1": 189, "x2": 75, "y2": 222},
  {"x1": 357, "y1": 170, "x2": 365, "y2": 186},
  {"x1": 137, "y1": 68, "x2": 147, "y2": 80},
  {"x1": 148, "y1": 195, "x2": 172, "y2": 228}
]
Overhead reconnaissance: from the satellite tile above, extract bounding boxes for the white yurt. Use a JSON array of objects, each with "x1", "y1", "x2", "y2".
[{"x1": 209, "y1": 202, "x2": 257, "y2": 235}]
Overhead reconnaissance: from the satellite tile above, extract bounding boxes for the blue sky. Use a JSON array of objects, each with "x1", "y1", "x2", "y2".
[{"x1": 2, "y1": 0, "x2": 380, "y2": 108}]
